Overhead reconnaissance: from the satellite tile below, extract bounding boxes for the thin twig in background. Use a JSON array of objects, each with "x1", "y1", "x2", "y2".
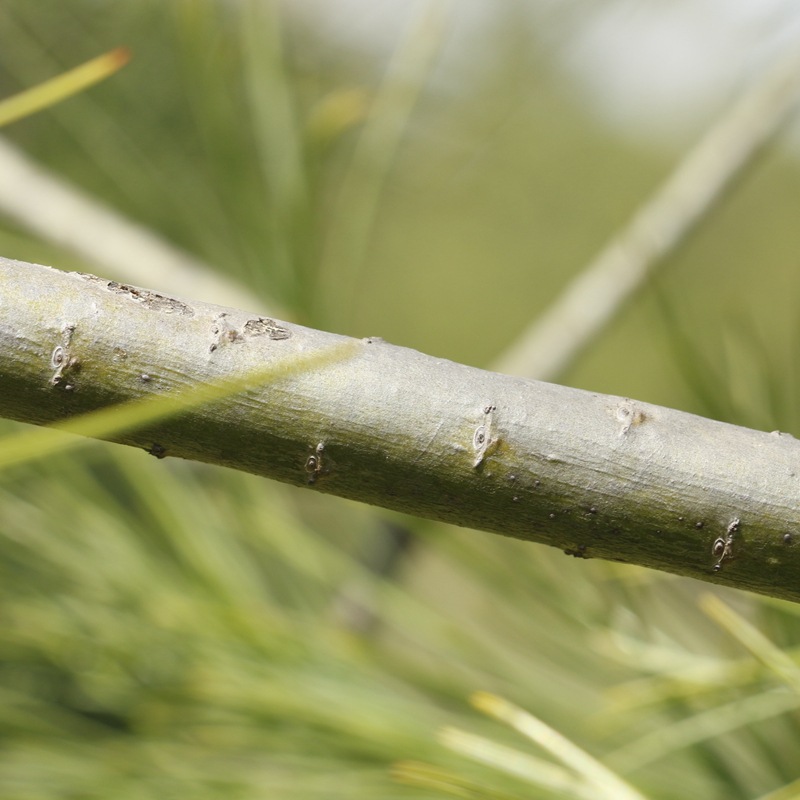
[
  {"x1": 495, "y1": 40, "x2": 800, "y2": 381},
  {"x1": 0, "y1": 137, "x2": 268, "y2": 314}
]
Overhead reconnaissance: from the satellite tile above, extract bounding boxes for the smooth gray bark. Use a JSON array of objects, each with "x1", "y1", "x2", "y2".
[{"x1": 1, "y1": 256, "x2": 799, "y2": 601}]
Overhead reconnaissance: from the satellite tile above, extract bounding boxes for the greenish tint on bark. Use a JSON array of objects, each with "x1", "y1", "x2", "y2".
[{"x1": 2, "y1": 256, "x2": 800, "y2": 601}]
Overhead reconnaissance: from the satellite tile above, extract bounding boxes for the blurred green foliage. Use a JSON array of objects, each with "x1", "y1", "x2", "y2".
[{"x1": 2, "y1": 1, "x2": 800, "y2": 798}]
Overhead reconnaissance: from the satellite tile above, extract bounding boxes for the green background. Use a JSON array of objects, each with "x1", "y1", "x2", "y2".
[{"x1": 1, "y1": 2, "x2": 800, "y2": 798}]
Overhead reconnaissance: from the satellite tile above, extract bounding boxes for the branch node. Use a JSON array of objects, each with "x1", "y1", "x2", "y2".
[
  {"x1": 50, "y1": 324, "x2": 81, "y2": 390},
  {"x1": 146, "y1": 443, "x2": 167, "y2": 459},
  {"x1": 306, "y1": 442, "x2": 326, "y2": 484},
  {"x1": 473, "y1": 403, "x2": 500, "y2": 468},
  {"x1": 616, "y1": 399, "x2": 646, "y2": 436},
  {"x1": 712, "y1": 517, "x2": 740, "y2": 571}
]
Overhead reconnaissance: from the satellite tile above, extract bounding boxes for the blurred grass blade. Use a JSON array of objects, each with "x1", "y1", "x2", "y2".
[
  {"x1": 0, "y1": 47, "x2": 131, "y2": 128},
  {"x1": 756, "y1": 777, "x2": 800, "y2": 800},
  {"x1": 440, "y1": 727, "x2": 592, "y2": 799},
  {"x1": 700, "y1": 594, "x2": 800, "y2": 693},
  {"x1": 240, "y1": 0, "x2": 307, "y2": 305},
  {"x1": 606, "y1": 689, "x2": 800, "y2": 774},
  {"x1": 320, "y1": 0, "x2": 453, "y2": 321},
  {"x1": 471, "y1": 692, "x2": 649, "y2": 800},
  {"x1": 307, "y1": 87, "x2": 370, "y2": 144},
  {"x1": 392, "y1": 760, "x2": 525, "y2": 799},
  {"x1": 0, "y1": 341, "x2": 356, "y2": 472}
]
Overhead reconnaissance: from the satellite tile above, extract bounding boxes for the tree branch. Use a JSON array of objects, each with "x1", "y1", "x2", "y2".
[{"x1": 2, "y1": 256, "x2": 799, "y2": 601}]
